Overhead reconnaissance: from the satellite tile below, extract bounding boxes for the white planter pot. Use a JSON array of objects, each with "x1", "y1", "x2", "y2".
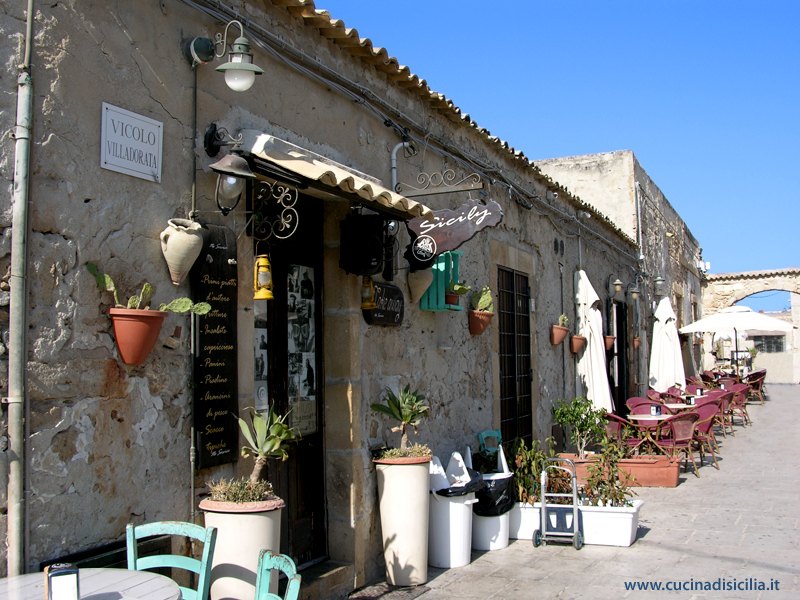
[
  {"x1": 508, "y1": 502, "x2": 541, "y2": 540},
  {"x1": 200, "y1": 498, "x2": 284, "y2": 600},
  {"x1": 375, "y1": 457, "x2": 431, "y2": 586},
  {"x1": 471, "y1": 513, "x2": 509, "y2": 551},
  {"x1": 580, "y1": 499, "x2": 644, "y2": 547},
  {"x1": 160, "y1": 218, "x2": 204, "y2": 286}
]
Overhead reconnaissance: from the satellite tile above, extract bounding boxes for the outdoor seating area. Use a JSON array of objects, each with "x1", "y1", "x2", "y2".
[{"x1": 608, "y1": 368, "x2": 766, "y2": 479}]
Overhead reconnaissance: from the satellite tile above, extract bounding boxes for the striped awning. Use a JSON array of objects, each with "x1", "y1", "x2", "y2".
[{"x1": 240, "y1": 130, "x2": 434, "y2": 222}]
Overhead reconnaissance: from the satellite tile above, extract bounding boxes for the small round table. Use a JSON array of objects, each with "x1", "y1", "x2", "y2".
[{"x1": 0, "y1": 568, "x2": 182, "y2": 600}]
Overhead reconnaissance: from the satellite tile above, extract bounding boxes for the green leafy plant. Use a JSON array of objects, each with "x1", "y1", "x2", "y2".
[
  {"x1": 371, "y1": 385, "x2": 429, "y2": 454},
  {"x1": 748, "y1": 347, "x2": 758, "y2": 361},
  {"x1": 553, "y1": 396, "x2": 606, "y2": 458},
  {"x1": 582, "y1": 432, "x2": 637, "y2": 507},
  {"x1": 446, "y1": 279, "x2": 471, "y2": 296},
  {"x1": 558, "y1": 314, "x2": 569, "y2": 327},
  {"x1": 87, "y1": 263, "x2": 211, "y2": 314},
  {"x1": 470, "y1": 285, "x2": 494, "y2": 313},
  {"x1": 511, "y1": 437, "x2": 557, "y2": 505}
]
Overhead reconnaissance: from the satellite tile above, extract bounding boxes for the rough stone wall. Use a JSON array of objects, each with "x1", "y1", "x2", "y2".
[{"x1": 0, "y1": 0, "x2": 640, "y2": 582}]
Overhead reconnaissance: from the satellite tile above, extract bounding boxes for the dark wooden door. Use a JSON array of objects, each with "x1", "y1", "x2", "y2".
[{"x1": 258, "y1": 192, "x2": 327, "y2": 568}]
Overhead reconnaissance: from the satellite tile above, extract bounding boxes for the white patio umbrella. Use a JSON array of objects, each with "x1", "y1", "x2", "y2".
[
  {"x1": 679, "y1": 305, "x2": 793, "y2": 375},
  {"x1": 649, "y1": 297, "x2": 686, "y2": 392},
  {"x1": 574, "y1": 270, "x2": 614, "y2": 412}
]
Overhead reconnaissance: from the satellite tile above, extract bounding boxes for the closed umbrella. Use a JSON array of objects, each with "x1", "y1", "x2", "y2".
[
  {"x1": 649, "y1": 297, "x2": 686, "y2": 393},
  {"x1": 574, "y1": 270, "x2": 614, "y2": 412},
  {"x1": 679, "y1": 305, "x2": 793, "y2": 376}
]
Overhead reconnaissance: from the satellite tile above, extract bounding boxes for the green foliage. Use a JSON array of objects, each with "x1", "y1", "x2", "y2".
[
  {"x1": 510, "y1": 437, "x2": 557, "y2": 505},
  {"x1": 87, "y1": 263, "x2": 210, "y2": 315},
  {"x1": 470, "y1": 286, "x2": 494, "y2": 313},
  {"x1": 553, "y1": 396, "x2": 606, "y2": 458},
  {"x1": 375, "y1": 444, "x2": 432, "y2": 460},
  {"x1": 583, "y1": 433, "x2": 637, "y2": 507},
  {"x1": 446, "y1": 279, "x2": 471, "y2": 296},
  {"x1": 239, "y1": 406, "x2": 300, "y2": 483},
  {"x1": 207, "y1": 478, "x2": 275, "y2": 503},
  {"x1": 558, "y1": 314, "x2": 569, "y2": 327},
  {"x1": 371, "y1": 385, "x2": 429, "y2": 451},
  {"x1": 748, "y1": 347, "x2": 758, "y2": 359}
]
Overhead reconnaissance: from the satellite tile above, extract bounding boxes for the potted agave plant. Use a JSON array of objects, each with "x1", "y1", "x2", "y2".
[
  {"x1": 444, "y1": 279, "x2": 471, "y2": 309},
  {"x1": 468, "y1": 285, "x2": 494, "y2": 335},
  {"x1": 551, "y1": 314, "x2": 570, "y2": 345},
  {"x1": 87, "y1": 263, "x2": 210, "y2": 364},
  {"x1": 200, "y1": 407, "x2": 300, "y2": 600},
  {"x1": 371, "y1": 385, "x2": 431, "y2": 586}
]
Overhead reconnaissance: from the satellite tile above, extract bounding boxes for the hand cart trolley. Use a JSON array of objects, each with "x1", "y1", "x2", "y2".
[{"x1": 532, "y1": 457, "x2": 583, "y2": 550}]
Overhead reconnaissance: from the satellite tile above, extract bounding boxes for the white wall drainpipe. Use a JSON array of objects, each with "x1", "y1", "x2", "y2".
[
  {"x1": 390, "y1": 142, "x2": 410, "y2": 193},
  {"x1": 8, "y1": 0, "x2": 35, "y2": 576}
]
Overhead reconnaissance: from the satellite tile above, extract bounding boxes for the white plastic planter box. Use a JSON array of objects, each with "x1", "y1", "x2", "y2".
[
  {"x1": 471, "y1": 512, "x2": 509, "y2": 551},
  {"x1": 508, "y1": 502, "x2": 541, "y2": 540},
  {"x1": 580, "y1": 499, "x2": 644, "y2": 547}
]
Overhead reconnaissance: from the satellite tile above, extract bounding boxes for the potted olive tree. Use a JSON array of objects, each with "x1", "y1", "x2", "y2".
[
  {"x1": 372, "y1": 385, "x2": 431, "y2": 586},
  {"x1": 87, "y1": 263, "x2": 210, "y2": 364},
  {"x1": 200, "y1": 407, "x2": 300, "y2": 600},
  {"x1": 553, "y1": 397, "x2": 605, "y2": 484}
]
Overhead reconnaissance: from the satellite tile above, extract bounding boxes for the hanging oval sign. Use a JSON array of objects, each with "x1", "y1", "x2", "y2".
[{"x1": 363, "y1": 283, "x2": 404, "y2": 326}]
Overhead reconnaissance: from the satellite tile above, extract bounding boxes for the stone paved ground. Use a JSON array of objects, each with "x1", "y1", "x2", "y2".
[{"x1": 419, "y1": 384, "x2": 800, "y2": 600}]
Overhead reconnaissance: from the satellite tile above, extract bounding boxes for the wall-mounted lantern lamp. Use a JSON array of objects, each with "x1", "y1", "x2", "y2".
[
  {"x1": 209, "y1": 152, "x2": 256, "y2": 215},
  {"x1": 254, "y1": 254, "x2": 274, "y2": 300},
  {"x1": 186, "y1": 20, "x2": 264, "y2": 92},
  {"x1": 653, "y1": 276, "x2": 667, "y2": 297},
  {"x1": 627, "y1": 283, "x2": 640, "y2": 301},
  {"x1": 361, "y1": 276, "x2": 377, "y2": 310},
  {"x1": 606, "y1": 275, "x2": 624, "y2": 299}
]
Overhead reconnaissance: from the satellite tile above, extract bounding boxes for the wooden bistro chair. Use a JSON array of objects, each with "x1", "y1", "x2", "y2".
[
  {"x1": 692, "y1": 400, "x2": 721, "y2": 470},
  {"x1": 728, "y1": 383, "x2": 753, "y2": 427},
  {"x1": 744, "y1": 370, "x2": 767, "y2": 404},
  {"x1": 604, "y1": 413, "x2": 644, "y2": 455},
  {"x1": 654, "y1": 412, "x2": 701, "y2": 477},
  {"x1": 255, "y1": 550, "x2": 302, "y2": 600},
  {"x1": 705, "y1": 389, "x2": 735, "y2": 437},
  {"x1": 126, "y1": 521, "x2": 217, "y2": 600}
]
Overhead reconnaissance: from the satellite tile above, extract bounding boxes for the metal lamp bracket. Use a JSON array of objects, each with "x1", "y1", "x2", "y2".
[
  {"x1": 395, "y1": 169, "x2": 484, "y2": 198},
  {"x1": 250, "y1": 180, "x2": 300, "y2": 241},
  {"x1": 204, "y1": 123, "x2": 243, "y2": 157}
]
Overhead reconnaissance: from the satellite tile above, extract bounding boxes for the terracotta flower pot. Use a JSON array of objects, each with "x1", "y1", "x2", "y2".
[
  {"x1": 551, "y1": 325, "x2": 569, "y2": 345},
  {"x1": 108, "y1": 308, "x2": 167, "y2": 365},
  {"x1": 634, "y1": 337, "x2": 641, "y2": 350},
  {"x1": 469, "y1": 310, "x2": 494, "y2": 335},
  {"x1": 569, "y1": 335, "x2": 586, "y2": 354},
  {"x1": 604, "y1": 335, "x2": 616, "y2": 351},
  {"x1": 444, "y1": 293, "x2": 460, "y2": 307}
]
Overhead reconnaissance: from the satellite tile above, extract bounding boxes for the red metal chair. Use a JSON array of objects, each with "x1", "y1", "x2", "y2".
[
  {"x1": 705, "y1": 389, "x2": 735, "y2": 437},
  {"x1": 626, "y1": 397, "x2": 654, "y2": 411},
  {"x1": 744, "y1": 370, "x2": 767, "y2": 404},
  {"x1": 604, "y1": 413, "x2": 644, "y2": 454},
  {"x1": 728, "y1": 383, "x2": 752, "y2": 427},
  {"x1": 654, "y1": 412, "x2": 701, "y2": 477},
  {"x1": 685, "y1": 383, "x2": 707, "y2": 396},
  {"x1": 692, "y1": 401, "x2": 721, "y2": 469}
]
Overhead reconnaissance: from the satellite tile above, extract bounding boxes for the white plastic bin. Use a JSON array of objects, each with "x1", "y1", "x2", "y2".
[
  {"x1": 472, "y1": 510, "x2": 510, "y2": 551},
  {"x1": 428, "y1": 453, "x2": 479, "y2": 568}
]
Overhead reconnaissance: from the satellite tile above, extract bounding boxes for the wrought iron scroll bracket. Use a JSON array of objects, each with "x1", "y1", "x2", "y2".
[
  {"x1": 251, "y1": 180, "x2": 300, "y2": 241},
  {"x1": 395, "y1": 170, "x2": 484, "y2": 198}
]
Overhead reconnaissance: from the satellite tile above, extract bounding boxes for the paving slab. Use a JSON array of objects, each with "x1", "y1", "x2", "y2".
[{"x1": 402, "y1": 384, "x2": 800, "y2": 600}]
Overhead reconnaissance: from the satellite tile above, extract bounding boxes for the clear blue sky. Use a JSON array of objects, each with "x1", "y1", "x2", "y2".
[{"x1": 316, "y1": 1, "x2": 799, "y2": 311}]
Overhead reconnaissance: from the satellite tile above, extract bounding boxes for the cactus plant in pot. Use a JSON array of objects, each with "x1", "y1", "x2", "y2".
[
  {"x1": 468, "y1": 285, "x2": 494, "y2": 335},
  {"x1": 200, "y1": 407, "x2": 300, "y2": 600},
  {"x1": 551, "y1": 314, "x2": 570, "y2": 345},
  {"x1": 444, "y1": 279, "x2": 471, "y2": 308},
  {"x1": 372, "y1": 385, "x2": 431, "y2": 586},
  {"x1": 87, "y1": 263, "x2": 210, "y2": 364}
]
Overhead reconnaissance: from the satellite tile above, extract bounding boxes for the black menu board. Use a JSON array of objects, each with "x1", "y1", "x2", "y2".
[{"x1": 192, "y1": 223, "x2": 238, "y2": 469}]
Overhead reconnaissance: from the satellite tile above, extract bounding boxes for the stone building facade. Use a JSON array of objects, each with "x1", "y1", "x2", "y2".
[
  {"x1": 536, "y1": 150, "x2": 705, "y2": 390},
  {"x1": 1, "y1": 0, "x2": 640, "y2": 592}
]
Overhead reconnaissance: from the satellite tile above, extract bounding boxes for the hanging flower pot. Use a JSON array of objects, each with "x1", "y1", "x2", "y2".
[
  {"x1": 604, "y1": 335, "x2": 616, "y2": 351},
  {"x1": 160, "y1": 218, "x2": 204, "y2": 286},
  {"x1": 469, "y1": 310, "x2": 494, "y2": 335},
  {"x1": 569, "y1": 335, "x2": 587, "y2": 354},
  {"x1": 634, "y1": 337, "x2": 641, "y2": 350},
  {"x1": 108, "y1": 308, "x2": 168, "y2": 365},
  {"x1": 551, "y1": 325, "x2": 569, "y2": 346},
  {"x1": 444, "y1": 292, "x2": 459, "y2": 307}
]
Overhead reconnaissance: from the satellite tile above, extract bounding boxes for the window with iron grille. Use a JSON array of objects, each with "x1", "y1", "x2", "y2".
[
  {"x1": 497, "y1": 267, "x2": 532, "y2": 444},
  {"x1": 753, "y1": 335, "x2": 785, "y2": 353}
]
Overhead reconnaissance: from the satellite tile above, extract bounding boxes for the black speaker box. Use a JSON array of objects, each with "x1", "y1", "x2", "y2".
[{"x1": 339, "y1": 214, "x2": 385, "y2": 275}]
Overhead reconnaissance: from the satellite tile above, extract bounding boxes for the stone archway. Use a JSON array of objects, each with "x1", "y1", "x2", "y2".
[{"x1": 702, "y1": 268, "x2": 800, "y2": 383}]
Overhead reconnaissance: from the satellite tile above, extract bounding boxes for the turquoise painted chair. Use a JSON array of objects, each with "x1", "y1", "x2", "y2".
[
  {"x1": 255, "y1": 550, "x2": 302, "y2": 600},
  {"x1": 478, "y1": 429, "x2": 502, "y2": 455},
  {"x1": 126, "y1": 521, "x2": 217, "y2": 600}
]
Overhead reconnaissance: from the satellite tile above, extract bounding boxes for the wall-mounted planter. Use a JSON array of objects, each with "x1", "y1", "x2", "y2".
[
  {"x1": 604, "y1": 336, "x2": 616, "y2": 351},
  {"x1": 444, "y1": 293, "x2": 460, "y2": 307},
  {"x1": 569, "y1": 335, "x2": 586, "y2": 354},
  {"x1": 634, "y1": 337, "x2": 641, "y2": 350},
  {"x1": 550, "y1": 325, "x2": 569, "y2": 346},
  {"x1": 420, "y1": 252, "x2": 465, "y2": 312},
  {"x1": 468, "y1": 310, "x2": 494, "y2": 335},
  {"x1": 407, "y1": 269, "x2": 433, "y2": 303},
  {"x1": 160, "y1": 218, "x2": 204, "y2": 286},
  {"x1": 109, "y1": 308, "x2": 167, "y2": 365}
]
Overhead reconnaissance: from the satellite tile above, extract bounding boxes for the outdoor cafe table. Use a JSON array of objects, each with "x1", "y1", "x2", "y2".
[
  {"x1": 0, "y1": 568, "x2": 182, "y2": 600},
  {"x1": 627, "y1": 413, "x2": 672, "y2": 454},
  {"x1": 662, "y1": 403, "x2": 702, "y2": 411}
]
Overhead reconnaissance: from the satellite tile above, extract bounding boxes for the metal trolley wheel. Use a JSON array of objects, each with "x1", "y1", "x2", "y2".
[
  {"x1": 533, "y1": 529, "x2": 544, "y2": 548},
  {"x1": 572, "y1": 531, "x2": 584, "y2": 550}
]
